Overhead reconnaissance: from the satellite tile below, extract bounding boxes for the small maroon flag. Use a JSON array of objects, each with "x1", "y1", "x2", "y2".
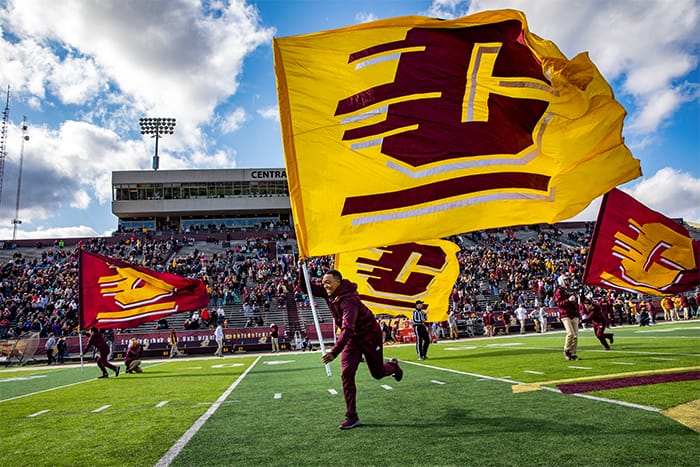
[
  {"x1": 79, "y1": 250, "x2": 209, "y2": 329},
  {"x1": 583, "y1": 188, "x2": 700, "y2": 295}
]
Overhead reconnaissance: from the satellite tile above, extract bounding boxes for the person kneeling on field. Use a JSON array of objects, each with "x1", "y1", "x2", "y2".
[{"x1": 124, "y1": 339, "x2": 144, "y2": 373}]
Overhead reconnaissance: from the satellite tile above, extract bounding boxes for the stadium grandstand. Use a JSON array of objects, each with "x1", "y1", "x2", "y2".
[{"x1": 1, "y1": 168, "x2": 698, "y2": 366}]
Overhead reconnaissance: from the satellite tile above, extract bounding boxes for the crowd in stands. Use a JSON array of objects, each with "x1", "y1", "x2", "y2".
[{"x1": 1, "y1": 223, "x2": 698, "y2": 342}]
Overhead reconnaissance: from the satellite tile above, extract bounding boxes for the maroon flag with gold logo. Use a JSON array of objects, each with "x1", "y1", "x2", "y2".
[
  {"x1": 583, "y1": 188, "x2": 700, "y2": 295},
  {"x1": 79, "y1": 250, "x2": 209, "y2": 329}
]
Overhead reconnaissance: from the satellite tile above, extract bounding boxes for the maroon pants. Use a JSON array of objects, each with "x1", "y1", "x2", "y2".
[
  {"x1": 97, "y1": 351, "x2": 118, "y2": 374},
  {"x1": 593, "y1": 325, "x2": 613, "y2": 349},
  {"x1": 340, "y1": 329, "x2": 399, "y2": 418}
]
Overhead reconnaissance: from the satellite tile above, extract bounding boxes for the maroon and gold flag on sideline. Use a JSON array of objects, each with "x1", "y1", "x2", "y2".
[
  {"x1": 274, "y1": 9, "x2": 641, "y2": 258},
  {"x1": 583, "y1": 188, "x2": 700, "y2": 296},
  {"x1": 335, "y1": 239, "x2": 460, "y2": 322},
  {"x1": 79, "y1": 250, "x2": 209, "y2": 329}
]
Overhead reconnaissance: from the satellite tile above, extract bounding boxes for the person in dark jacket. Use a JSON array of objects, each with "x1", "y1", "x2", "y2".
[
  {"x1": 301, "y1": 267, "x2": 402, "y2": 430},
  {"x1": 554, "y1": 275, "x2": 581, "y2": 361},
  {"x1": 124, "y1": 338, "x2": 144, "y2": 373},
  {"x1": 83, "y1": 327, "x2": 120, "y2": 378},
  {"x1": 581, "y1": 298, "x2": 614, "y2": 350}
]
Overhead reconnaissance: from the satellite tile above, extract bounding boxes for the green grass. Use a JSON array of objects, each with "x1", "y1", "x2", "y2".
[{"x1": 1, "y1": 322, "x2": 699, "y2": 466}]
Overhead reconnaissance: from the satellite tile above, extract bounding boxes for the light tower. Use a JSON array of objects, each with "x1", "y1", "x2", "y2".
[
  {"x1": 12, "y1": 117, "x2": 28, "y2": 241},
  {"x1": 139, "y1": 117, "x2": 176, "y2": 170}
]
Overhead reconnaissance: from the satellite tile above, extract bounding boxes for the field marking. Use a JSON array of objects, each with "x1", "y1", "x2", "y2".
[
  {"x1": 92, "y1": 405, "x2": 111, "y2": 413},
  {"x1": 524, "y1": 370, "x2": 544, "y2": 375},
  {"x1": 568, "y1": 366, "x2": 593, "y2": 370},
  {"x1": 651, "y1": 357, "x2": 677, "y2": 361},
  {"x1": 404, "y1": 360, "x2": 683, "y2": 414},
  {"x1": 662, "y1": 399, "x2": 700, "y2": 432},
  {"x1": 1, "y1": 375, "x2": 47, "y2": 383},
  {"x1": 431, "y1": 380, "x2": 446, "y2": 385},
  {"x1": 211, "y1": 363, "x2": 245, "y2": 368},
  {"x1": 27, "y1": 409, "x2": 50, "y2": 418},
  {"x1": 381, "y1": 384, "x2": 393, "y2": 390},
  {"x1": 0, "y1": 379, "x2": 92, "y2": 403},
  {"x1": 611, "y1": 362, "x2": 635, "y2": 365},
  {"x1": 512, "y1": 366, "x2": 700, "y2": 394},
  {"x1": 155, "y1": 355, "x2": 261, "y2": 467},
  {"x1": 635, "y1": 326, "x2": 700, "y2": 333},
  {"x1": 265, "y1": 360, "x2": 295, "y2": 365},
  {"x1": 156, "y1": 401, "x2": 169, "y2": 408},
  {"x1": 274, "y1": 393, "x2": 282, "y2": 399},
  {"x1": 444, "y1": 346, "x2": 477, "y2": 351},
  {"x1": 328, "y1": 389, "x2": 338, "y2": 395}
]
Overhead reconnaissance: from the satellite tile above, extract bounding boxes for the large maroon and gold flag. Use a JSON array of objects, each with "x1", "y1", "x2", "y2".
[
  {"x1": 79, "y1": 250, "x2": 209, "y2": 329},
  {"x1": 335, "y1": 239, "x2": 460, "y2": 322},
  {"x1": 583, "y1": 188, "x2": 700, "y2": 295},
  {"x1": 274, "y1": 9, "x2": 641, "y2": 257}
]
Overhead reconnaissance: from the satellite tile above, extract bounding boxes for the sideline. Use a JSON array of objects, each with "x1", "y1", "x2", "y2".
[{"x1": 155, "y1": 355, "x2": 262, "y2": 467}]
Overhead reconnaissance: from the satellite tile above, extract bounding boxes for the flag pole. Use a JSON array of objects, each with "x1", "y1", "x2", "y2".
[
  {"x1": 78, "y1": 328, "x2": 84, "y2": 373},
  {"x1": 301, "y1": 260, "x2": 332, "y2": 377}
]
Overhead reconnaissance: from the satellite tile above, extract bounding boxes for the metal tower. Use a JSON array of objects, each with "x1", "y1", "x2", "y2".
[
  {"x1": 12, "y1": 117, "x2": 28, "y2": 241},
  {"x1": 0, "y1": 86, "x2": 9, "y2": 207}
]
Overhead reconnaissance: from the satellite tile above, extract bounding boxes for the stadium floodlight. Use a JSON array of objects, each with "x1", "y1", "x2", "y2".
[{"x1": 139, "y1": 117, "x2": 176, "y2": 171}]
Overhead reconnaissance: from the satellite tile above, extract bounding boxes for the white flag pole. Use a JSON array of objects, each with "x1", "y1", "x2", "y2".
[
  {"x1": 301, "y1": 261, "x2": 332, "y2": 377},
  {"x1": 78, "y1": 330, "x2": 84, "y2": 374}
]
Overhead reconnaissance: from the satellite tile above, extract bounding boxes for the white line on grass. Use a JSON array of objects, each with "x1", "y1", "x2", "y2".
[
  {"x1": 155, "y1": 355, "x2": 261, "y2": 467},
  {"x1": 0, "y1": 361, "x2": 168, "y2": 404},
  {"x1": 381, "y1": 384, "x2": 393, "y2": 390},
  {"x1": 0, "y1": 379, "x2": 90, "y2": 403},
  {"x1": 328, "y1": 389, "x2": 338, "y2": 395},
  {"x1": 431, "y1": 380, "x2": 446, "y2": 385},
  {"x1": 405, "y1": 361, "x2": 664, "y2": 413},
  {"x1": 651, "y1": 357, "x2": 678, "y2": 361},
  {"x1": 92, "y1": 405, "x2": 111, "y2": 413},
  {"x1": 274, "y1": 393, "x2": 282, "y2": 399},
  {"x1": 611, "y1": 362, "x2": 635, "y2": 365},
  {"x1": 156, "y1": 401, "x2": 169, "y2": 408},
  {"x1": 568, "y1": 366, "x2": 592, "y2": 370},
  {"x1": 524, "y1": 370, "x2": 544, "y2": 374},
  {"x1": 26, "y1": 409, "x2": 50, "y2": 418}
]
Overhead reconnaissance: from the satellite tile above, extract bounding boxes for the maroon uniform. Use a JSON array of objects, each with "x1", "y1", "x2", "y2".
[
  {"x1": 581, "y1": 302, "x2": 614, "y2": 350},
  {"x1": 84, "y1": 328, "x2": 119, "y2": 378},
  {"x1": 304, "y1": 276, "x2": 401, "y2": 426}
]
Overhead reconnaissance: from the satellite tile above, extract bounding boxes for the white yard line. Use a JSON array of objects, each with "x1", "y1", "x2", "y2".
[
  {"x1": 155, "y1": 355, "x2": 261, "y2": 467},
  {"x1": 26, "y1": 409, "x2": 50, "y2": 418},
  {"x1": 155, "y1": 401, "x2": 169, "y2": 408},
  {"x1": 380, "y1": 384, "x2": 393, "y2": 390},
  {"x1": 274, "y1": 393, "x2": 282, "y2": 399},
  {"x1": 92, "y1": 405, "x2": 111, "y2": 413},
  {"x1": 327, "y1": 389, "x2": 338, "y2": 395},
  {"x1": 402, "y1": 360, "x2": 664, "y2": 413}
]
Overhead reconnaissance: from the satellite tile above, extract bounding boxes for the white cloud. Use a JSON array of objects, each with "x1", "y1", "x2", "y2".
[
  {"x1": 429, "y1": 0, "x2": 700, "y2": 139},
  {"x1": 569, "y1": 167, "x2": 700, "y2": 224},
  {"x1": 257, "y1": 106, "x2": 280, "y2": 122},
  {"x1": 355, "y1": 12, "x2": 378, "y2": 23},
  {"x1": 220, "y1": 107, "x2": 248, "y2": 133}
]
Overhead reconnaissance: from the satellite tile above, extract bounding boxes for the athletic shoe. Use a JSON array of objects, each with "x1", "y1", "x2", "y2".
[
  {"x1": 98, "y1": 374, "x2": 108, "y2": 379},
  {"x1": 563, "y1": 351, "x2": 571, "y2": 360},
  {"x1": 609, "y1": 334, "x2": 614, "y2": 344},
  {"x1": 570, "y1": 355, "x2": 582, "y2": 361},
  {"x1": 390, "y1": 358, "x2": 403, "y2": 382},
  {"x1": 339, "y1": 416, "x2": 362, "y2": 430},
  {"x1": 115, "y1": 366, "x2": 120, "y2": 377}
]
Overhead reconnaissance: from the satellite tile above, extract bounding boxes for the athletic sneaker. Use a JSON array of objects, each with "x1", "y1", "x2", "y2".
[
  {"x1": 115, "y1": 366, "x2": 120, "y2": 377},
  {"x1": 609, "y1": 334, "x2": 614, "y2": 344},
  {"x1": 98, "y1": 374, "x2": 108, "y2": 379},
  {"x1": 390, "y1": 358, "x2": 403, "y2": 382},
  {"x1": 570, "y1": 355, "x2": 582, "y2": 361},
  {"x1": 563, "y1": 351, "x2": 571, "y2": 361},
  {"x1": 339, "y1": 416, "x2": 362, "y2": 430}
]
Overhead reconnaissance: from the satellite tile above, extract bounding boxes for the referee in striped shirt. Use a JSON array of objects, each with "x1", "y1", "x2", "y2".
[{"x1": 413, "y1": 301, "x2": 430, "y2": 360}]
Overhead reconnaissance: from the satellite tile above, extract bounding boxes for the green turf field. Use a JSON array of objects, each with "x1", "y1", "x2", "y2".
[{"x1": 1, "y1": 322, "x2": 698, "y2": 466}]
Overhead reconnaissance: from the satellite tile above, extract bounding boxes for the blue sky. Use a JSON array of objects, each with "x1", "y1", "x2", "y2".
[{"x1": 0, "y1": 0, "x2": 698, "y2": 239}]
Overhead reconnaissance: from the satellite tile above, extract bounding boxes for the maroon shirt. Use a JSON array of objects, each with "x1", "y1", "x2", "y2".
[
  {"x1": 554, "y1": 287, "x2": 580, "y2": 319},
  {"x1": 85, "y1": 331, "x2": 110, "y2": 355},
  {"x1": 124, "y1": 343, "x2": 143, "y2": 368},
  {"x1": 581, "y1": 303, "x2": 608, "y2": 327},
  {"x1": 305, "y1": 278, "x2": 381, "y2": 358}
]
